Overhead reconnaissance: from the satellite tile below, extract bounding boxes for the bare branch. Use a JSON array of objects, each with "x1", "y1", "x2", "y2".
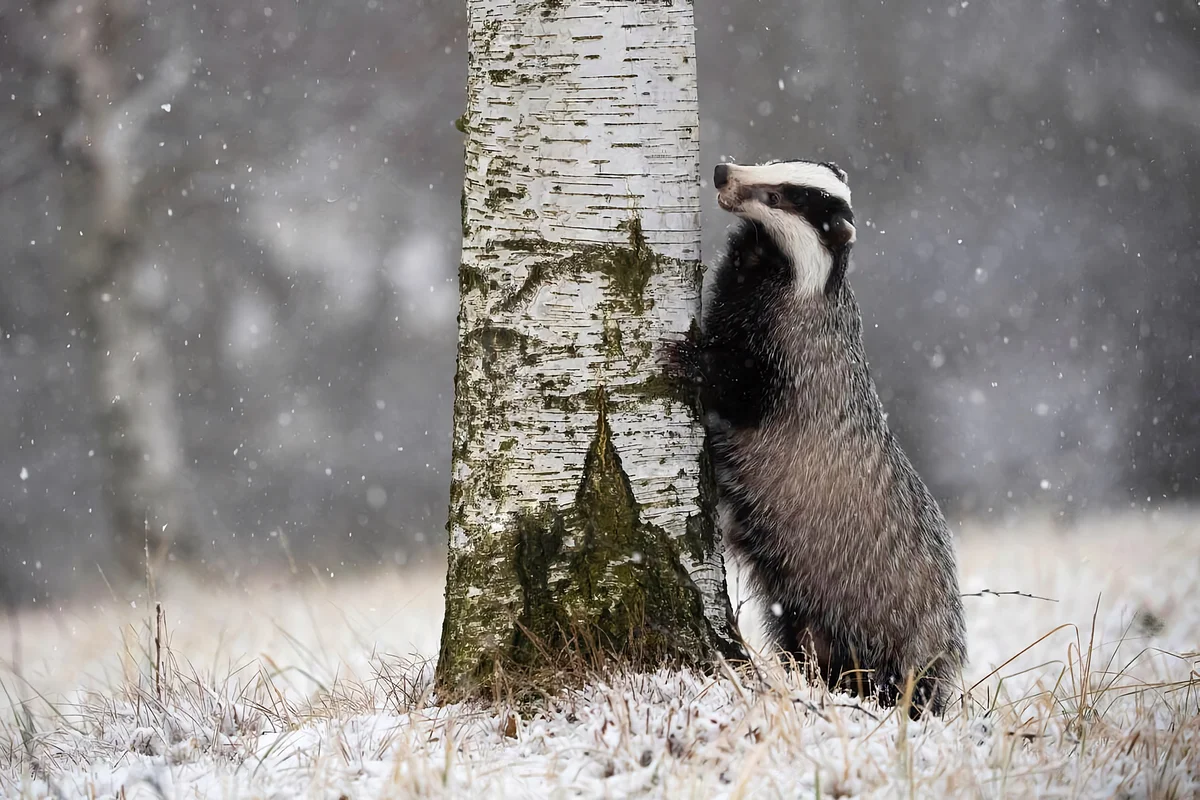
[{"x1": 961, "y1": 589, "x2": 1059, "y2": 603}]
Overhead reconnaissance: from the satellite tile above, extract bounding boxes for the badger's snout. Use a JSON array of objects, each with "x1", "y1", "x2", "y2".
[
  {"x1": 714, "y1": 163, "x2": 742, "y2": 212},
  {"x1": 714, "y1": 163, "x2": 731, "y2": 189}
]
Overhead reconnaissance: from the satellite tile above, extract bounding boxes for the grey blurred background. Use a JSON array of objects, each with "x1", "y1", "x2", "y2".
[{"x1": 0, "y1": 0, "x2": 1197, "y2": 605}]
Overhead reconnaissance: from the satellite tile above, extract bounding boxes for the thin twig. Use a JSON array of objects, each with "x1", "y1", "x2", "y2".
[
  {"x1": 154, "y1": 602, "x2": 166, "y2": 703},
  {"x1": 962, "y1": 589, "x2": 1058, "y2": 603}
]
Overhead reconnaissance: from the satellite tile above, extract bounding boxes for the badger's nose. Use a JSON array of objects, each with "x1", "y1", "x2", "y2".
[{"x1": 713, "y1": 163, "x2": 731, "y2": 189}]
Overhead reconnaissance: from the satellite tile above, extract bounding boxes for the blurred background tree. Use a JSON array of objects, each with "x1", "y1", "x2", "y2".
[
  {"x1": 36, "y1": 0, "x2": 200, "y2": 577},
  {"x1": 0, "y1": 0, "x2": 1196, "y2": 603}
]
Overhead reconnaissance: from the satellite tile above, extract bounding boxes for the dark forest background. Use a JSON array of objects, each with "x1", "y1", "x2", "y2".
[{"x1": 1, "y1": 0, "x2": 1197, "y2": 603}]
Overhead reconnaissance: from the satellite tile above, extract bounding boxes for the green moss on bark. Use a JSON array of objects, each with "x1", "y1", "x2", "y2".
[
  {"x1": 603, "y1": 217, "x2": 655, "y2": 314},
  {"x1": 460, "y1": 264, "x2": 489, "y2": 297},
  {"x1": 556, "y1": 391, "x2": 717, "y2": 662},
  {"x1": 437, "y1": 390, "x2": 730, "y2": 701},
  {"x1": 493, "y1": 215, "x2": 673, "y2": 316},
  {"x1": 623, "y1": 372, "x2": 692, "y2": 408},
  {"x1": 511, "y1": 505, "x2": 570, "y2": 666}
]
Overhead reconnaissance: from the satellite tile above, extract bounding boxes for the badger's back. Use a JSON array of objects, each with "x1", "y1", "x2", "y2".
[{"x1": 705, "y1": 221, "x2": 966, "y2": 713}]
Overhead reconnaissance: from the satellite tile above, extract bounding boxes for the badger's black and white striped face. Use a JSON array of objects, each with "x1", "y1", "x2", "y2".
[{"x1": 714, "y1": 160, "x2": 856, "y2": 297}]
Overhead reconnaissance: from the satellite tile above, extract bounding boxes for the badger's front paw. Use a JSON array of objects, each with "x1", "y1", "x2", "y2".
[{"x1": 657, "y1": 336, "x2": 704, "y2": 386}]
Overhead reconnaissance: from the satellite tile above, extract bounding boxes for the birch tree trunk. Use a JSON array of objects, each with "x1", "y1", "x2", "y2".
[
  {"x1": 46, "y1": 0, "x2": 199, "y2": 578},
  {"x1": 438, "y1": 0, "x2": 742, "y2": 698}
]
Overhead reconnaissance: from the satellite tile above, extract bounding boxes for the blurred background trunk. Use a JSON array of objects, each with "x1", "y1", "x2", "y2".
[{"x1": 49, "y1": 0, "x2": 199, "y2": 578}]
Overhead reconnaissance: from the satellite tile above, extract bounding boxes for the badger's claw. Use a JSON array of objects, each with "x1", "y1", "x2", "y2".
[{"x1": 657, "y1": 336, "x2": 704, "y2": 386}]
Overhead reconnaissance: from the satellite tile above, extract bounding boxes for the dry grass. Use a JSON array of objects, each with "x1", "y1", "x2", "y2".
[{"x1": 1, "y1": 510, "x2": 1197, "y2": 798}]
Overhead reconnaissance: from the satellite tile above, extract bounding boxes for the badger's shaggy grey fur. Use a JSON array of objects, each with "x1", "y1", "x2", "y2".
[{"x1": 664, "y1": 159, "x2": 967, "y2": 717}]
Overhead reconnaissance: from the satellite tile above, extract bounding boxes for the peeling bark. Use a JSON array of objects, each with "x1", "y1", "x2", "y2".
[{"x1": 438, "y1": 0, "x2": 742, "y2": 699}]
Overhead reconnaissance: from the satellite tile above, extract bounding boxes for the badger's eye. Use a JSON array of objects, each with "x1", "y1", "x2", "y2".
[{"x1": 765, "y1": 191, "x2": 781, "y2": 207}]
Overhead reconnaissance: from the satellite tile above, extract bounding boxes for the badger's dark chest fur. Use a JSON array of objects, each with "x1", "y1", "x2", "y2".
[
  {"x1": 684, "y1": 219, "x2": 966, "y2": 716},
  {"x1": 701, "y1": 223, "x2": 876, "y2": 456}
]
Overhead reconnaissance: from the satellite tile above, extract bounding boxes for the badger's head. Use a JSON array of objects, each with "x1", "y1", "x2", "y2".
[{"x1": 714, "y1": 159, "x2": 856, "y2": 297}]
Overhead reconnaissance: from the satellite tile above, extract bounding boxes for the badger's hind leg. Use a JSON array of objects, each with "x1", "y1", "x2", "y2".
[
  {"x1": 769, "y1": 614, "x2": 947, "y2": 719},
  {"x1": 814, "y1": 637, "x2": 878, "y2": 703},
  {"x1": 874, "y1": 659, "x2": 955, "y2": 719},
  {"x1": 764, "y1": 608, "x2": 839, "y2": 691}
]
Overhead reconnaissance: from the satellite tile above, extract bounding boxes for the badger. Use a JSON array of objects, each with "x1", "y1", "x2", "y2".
[{"x1": 662, "y1": 159, "x2": 967, "y2": 717}]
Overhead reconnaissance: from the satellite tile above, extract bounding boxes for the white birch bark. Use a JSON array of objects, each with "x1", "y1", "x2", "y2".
[{"x1": 439, "y1": 0, "x2": 741, "y2": 693}]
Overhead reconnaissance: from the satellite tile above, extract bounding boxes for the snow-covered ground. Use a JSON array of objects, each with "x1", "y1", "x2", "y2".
[{"x1": 3, "y1": 510, "x2": 1198, "y2": 798}]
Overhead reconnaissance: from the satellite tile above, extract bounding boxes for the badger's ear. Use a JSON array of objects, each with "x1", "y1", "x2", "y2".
[
  {"x1": 827, "y1": 213, "x2": 856, "y2": 247},
  {"x1": 821, "y1": 161, "x2": 849, "y2": 185}
]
